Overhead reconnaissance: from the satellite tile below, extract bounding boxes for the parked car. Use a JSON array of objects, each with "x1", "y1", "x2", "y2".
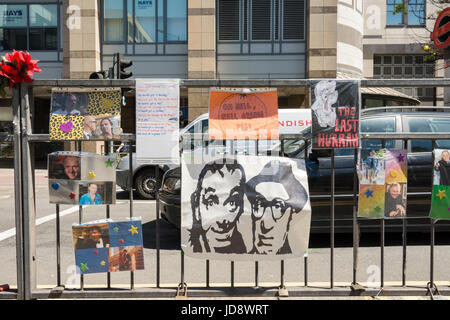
[
  {"x1": 158, "y1": 107, "x2": 450, "y2": 233},
  {"x1": 116, "y1": 109, "x2": 311, "y2": 199}
]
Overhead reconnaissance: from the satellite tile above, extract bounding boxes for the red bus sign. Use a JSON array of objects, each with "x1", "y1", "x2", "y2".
[{"x1": 431, "y1": 8, "x2": 450, "y2": 50}]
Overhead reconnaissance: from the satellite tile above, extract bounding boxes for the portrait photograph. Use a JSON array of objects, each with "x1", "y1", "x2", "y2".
[
  {"x1": 72, "y1": 223, "x2": 110, "y2": 250},
  {"x1": 78, "y1": 181, "x2": 115, "y2": 205},
  {"x1": 48, "y1": 153, "x2": 81, "y2": 180},
  {"x1": 433, "y1": 149, "x2": 450, "y2": 186},
  {"x1": 51, "y1": 92, "x2": 88, "y2": 116},
  {"x1": 95, "y1": 115, "x2": 121, "y2": 140},
  {"x1": 384, "y1": 182, "x2": 407, "y2": 218},
  {"x1": 359, "y1": 149, "x2": 385, "y2": 185},
  {"x1": 108, "y1": 246, "x2": 145, "y2": 272}
]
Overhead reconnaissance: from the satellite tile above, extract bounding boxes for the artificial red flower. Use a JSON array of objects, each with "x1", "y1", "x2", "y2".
[{"x1": 0, "y1": 50, "x2": 41, "y2": 96}]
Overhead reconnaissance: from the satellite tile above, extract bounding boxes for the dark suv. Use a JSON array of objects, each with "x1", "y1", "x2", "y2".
[{"x1": 158, "y1": 107, "x2": 450, "y2": 233}]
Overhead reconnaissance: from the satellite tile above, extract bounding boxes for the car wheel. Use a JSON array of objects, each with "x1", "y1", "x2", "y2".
[{"x1": 135, "y1": 170, "x2": 160, "y2": 200}]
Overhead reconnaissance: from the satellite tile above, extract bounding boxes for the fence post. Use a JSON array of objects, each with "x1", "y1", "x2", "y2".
[
  {"x1": 12, "y1": 85, "x2": 24, "y2": 300},
  {"x1": 20, "y1": 83, "x2": 37, "y2": 300}
]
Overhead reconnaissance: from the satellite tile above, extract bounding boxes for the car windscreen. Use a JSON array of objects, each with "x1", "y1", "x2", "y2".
[{"x1": 407, "y1": 116, "x2": 450, "y2": 152}]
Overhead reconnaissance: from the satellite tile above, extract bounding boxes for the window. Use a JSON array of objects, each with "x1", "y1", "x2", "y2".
[
  {"x1": 373, "y1": 54, "x2": 435, "y2": 99},
  {"x1": 103, "y1": 0, "x2": 187, "y2": 43},
  {"x1": 361, "y1": 117, "x2": 396, "y2": 150},
  {"x1": 407, "y1": 117, "x2": 450, "y2": 152},
  {"x1": 218, "y1": 0, "x2": 305, "y2": 42},
  {"x1": 0, "y1": 4, "x2": 58, "y2": 51},
  {"x1": 386, "y1": 0, "x2": 425, "y2": 26}
]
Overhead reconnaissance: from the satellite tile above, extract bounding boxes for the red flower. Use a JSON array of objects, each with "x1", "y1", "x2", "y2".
[{"x1": 0, "y1": 50, "x2": 41, "y2": 89}]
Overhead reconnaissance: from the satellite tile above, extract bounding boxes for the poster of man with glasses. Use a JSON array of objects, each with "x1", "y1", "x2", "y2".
[{"x1": 181, "y1": 154, "x2": 311, "y2": 260}]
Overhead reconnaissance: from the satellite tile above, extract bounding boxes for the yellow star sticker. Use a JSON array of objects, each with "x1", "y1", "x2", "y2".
[
  {"x1": 437, "y1": 189, "x2": 446, "y2": 200},
  {"x1": 88, "y1": 171, "x2": 96, "y2": 179},
  {"x1": 100, "y1": 261, "x2": 106, "y2": 266},
  {"x1": 128, "y1": 225, "x2": 138, "y2": 236}
]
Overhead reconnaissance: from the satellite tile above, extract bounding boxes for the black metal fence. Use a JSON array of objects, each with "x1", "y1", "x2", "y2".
[{"x1": 1, "y1": 78, "x2": 450, "y2": 300}]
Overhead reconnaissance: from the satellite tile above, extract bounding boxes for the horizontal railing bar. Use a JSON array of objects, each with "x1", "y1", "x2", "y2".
[
  {"x1": 182, "y1": 132, "x2": 450, "y2": 140},
  {"x1": 25, "y1": 134, "x2": 136, "y2": 142},
  {"x1": 28, "y1": 78, "x2": 450, "y2": 88}
]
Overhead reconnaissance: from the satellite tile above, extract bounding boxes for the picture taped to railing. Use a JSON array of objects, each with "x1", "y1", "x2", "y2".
[
  {"x1": 72, "y1": 217, "x2": 144, "y2": 274},
  {"x1": 49, "y1": 87, "x2": 122, "y2": 140},
  {"x1": 311, "y1": 80, "x2": 360, "y2": 149},
  {"x1": 209, "y1": 88, "x2": 279, "y2": 140},
  {"x1": 358, "y1": 149, "x2": 408, "y2": 219},
  {"x1": 48, "y1": 151, "x2": 117, "y2": 205},
  {"x1": 429, "y1": 149, "x2": 450, "y2": 219},
  {"x1": 181, "y1": 154, "x2": 311, "y2": 261}
]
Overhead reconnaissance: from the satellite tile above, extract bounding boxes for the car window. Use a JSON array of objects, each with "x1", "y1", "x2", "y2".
[
  {"x1": 407, "y1": 117, "x2": 450, "y2": 152},
  {"x1": 360, "y1": 117, "x2": 396, "y2": 150}
]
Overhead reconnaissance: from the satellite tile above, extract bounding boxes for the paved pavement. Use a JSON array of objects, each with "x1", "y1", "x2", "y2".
[{"x1": 1, "y1": 168, "x2": 450, "y2": 299}]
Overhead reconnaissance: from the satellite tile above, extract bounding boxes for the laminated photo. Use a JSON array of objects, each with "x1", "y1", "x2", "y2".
[
  {"x1": 181, "y1": 155, "x2": 311, "y2": 261},
  {"x1": 72, "y1": 218, "x2": 144, "y2": 274},
  {"x1": 429, "y1": 149, "x2": 450, "y2": 219},
  {"x1": 80, "y1": 154, "x2": 117, "y2": 181},
  {"x1": 384, "y1": 182, "x2": 407, "y2": 218},
  {"x1": 48, "y1": 152, "x2": 81, "y2": 180},
  {"x1": 359, "y1": 149, "x2": 386, "y2": 185},
  {"x1": 78, "y1": 181, "x2": 115, "y2": 205},
  {"x1": 50, "y1": 88, "x2": 122, "y2": 141}
]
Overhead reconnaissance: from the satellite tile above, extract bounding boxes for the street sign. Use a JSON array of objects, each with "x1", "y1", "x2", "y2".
[{"x1": 430, "y1": 8, "x2": 450, "y2": 50}]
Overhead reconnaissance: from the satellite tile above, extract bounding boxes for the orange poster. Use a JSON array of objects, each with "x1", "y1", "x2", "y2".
[{"x1": 209, "y1": 88, "x2": 279, "y2": 140}]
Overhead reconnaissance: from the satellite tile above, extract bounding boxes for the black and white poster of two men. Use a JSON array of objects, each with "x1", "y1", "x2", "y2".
[{"x1": 181, "y1": 154, "x2": 312, "y2": 261}]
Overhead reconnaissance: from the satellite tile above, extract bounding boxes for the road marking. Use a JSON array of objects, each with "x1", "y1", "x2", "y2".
[{"x1": 0, "y1": 206, "x2": 79, "y2": 242}]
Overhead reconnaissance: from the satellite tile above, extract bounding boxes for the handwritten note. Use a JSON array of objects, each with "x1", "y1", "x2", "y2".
[{"x1": 136, "y1": 79, "x2": 180, "y2": 165}]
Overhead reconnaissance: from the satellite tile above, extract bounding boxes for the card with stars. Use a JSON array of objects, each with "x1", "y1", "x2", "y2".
[
  {"x1": 72, "y1": 217, "x2": 144, "y2": 274},
  {"x1": 358, "y1": 149, "x2": 408, "y2": 219},
  {"x1": 430, "y1": 149, "x2": 450, "y2": 219}
]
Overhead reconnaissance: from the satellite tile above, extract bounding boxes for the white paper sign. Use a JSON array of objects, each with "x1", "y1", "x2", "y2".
[
  {"x1": 136, "y1": 79, "x2": 180, "y2": 165},
  {"x1": 181, "y1": 154, "x2": 312, "y2": 261}
]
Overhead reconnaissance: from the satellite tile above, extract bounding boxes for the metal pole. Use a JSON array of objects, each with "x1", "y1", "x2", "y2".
[
  {"x1": 79, "y1": 205, "x2": 84, "y2": 291},
  {"x1": 56, "y1": 204, "x2": 61, "y2": 287},
  {"x1": 12, "y1": 85, "x2": 24, "y2": 300},
  {"x1": 402, "y1": 139, "x2": 408, "y2": 287},
  {"x1": 206, "y1": 260, "x2": 210, "y2": 287},
  {"x1": 352, "y1": 148, "x2": 359, "y2": 285},
  {"x1": 156, "y1": 176, "x2": 160, "y2": 288},
  {"x1": 105, "y1": 141, "x2": 111, "y2": 289},
  {"x1": 304, "y1": 138, "x2": 308, "y2": 287},
  {"x1": 381, "y1": 218, "x2": 385, "y2": 288},
  {"x1": 255, "y1": 141, "x2": 259, "y2": 287},
  {"x1": 129, "y1": 145, "x2": 134, "y2": 290},
  {"x1": 330, "y1": 149, "x2": 335, "y2": 289},
  {"x1": 430, "y1": 140, "x2": 436, "y2": 287}
]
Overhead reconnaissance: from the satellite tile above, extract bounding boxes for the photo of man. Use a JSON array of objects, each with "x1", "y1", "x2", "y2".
[
  {"x1": 188, "y1": 158, "x2": 247, "y2": 254},
  {"x1": 246, "y1": 160, "x2": 309, "y2": 254},
  {"x1": 51, "y1": 92, "x2": 88, "y2": 116},
  {"x1": 83, "y1": 115, "x2": 98, "y2": 139},
  {"x1": 108, "y1": 246, "x2": 144, "y2": 272},
  {"x1": 384, "y1": 183, "x2": 406, "y2": 218},
  {"x1": 73, "y1": 225, "x2": 110, "y2": 250},
  {"x1": 48, "y1": 154, "x2": 81, "y2": 180},
  {"x1": 435, "y1": 150, "x2": 450, "y2": 186}
]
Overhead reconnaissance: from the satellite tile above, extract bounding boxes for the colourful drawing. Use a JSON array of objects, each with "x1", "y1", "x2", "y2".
[
  {"x1": 358, "y1": 184, "x2": 385, "y2": 218},
  {"x1": 385, "y1": 149, "x2": 407, "y2": 184},
  {"x1": 430, "y1": 149, "x2": 450, "y2": 219}
]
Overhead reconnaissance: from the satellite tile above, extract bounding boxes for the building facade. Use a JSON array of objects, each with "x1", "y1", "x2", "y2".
[{"x1": 0, "y1": 0, "x2": 443, "y2": 158}]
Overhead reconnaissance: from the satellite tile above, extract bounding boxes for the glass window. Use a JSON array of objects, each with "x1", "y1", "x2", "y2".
[
  {"x1": 407, "y1": 0, "x2": 425, "y2": 25},
  {"x1": 30, "y1": 4, "x2": 57, "y2": 27},
  {"x1": 386, "y1": 0, "x2": 403, "y2": 25},
  {"x1": 104, "y1": 0, "x2": 124, "y2": 42},
  {"x1": 252, "y1": 0, "x2": 271, "y2": 40},
  {"x1": 408, "y1": 117, "x2": 450, "y2": 152},
  {"x1": 158, "y1": 0, "x2": 164, "y2": 42},
  {"x1": 167, "y1": 0, "x2": 186, "y2": 41},
  {"x1": 0, "y1": 28, "x2": 26, "y2": 50},
  {"x1": 361, "y1": 117, "x2": 396, "y2": 150},
  {"x1": 0, "y1": 5, "x2": 27, "y2": 27},
  {"x1": 134, "y1": 0, "x2": 155, "y2": 43},
  {"x1": 218, "y1": 0, "x2": 239, "y2": 40},
  {"x1": 29, "y1": 28, "x2": 57, "y2": 50},
  {"x1": 127, "y1": 0, "x2": 133, "y2": 42},
  {"x1": 283, "y1": 0, "x2": 304, "y2": 40}
]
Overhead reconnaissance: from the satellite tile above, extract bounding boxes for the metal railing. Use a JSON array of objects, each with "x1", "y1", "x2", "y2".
[{"x1": 1, "y1": 78, "x2": 450, "y2": 300}]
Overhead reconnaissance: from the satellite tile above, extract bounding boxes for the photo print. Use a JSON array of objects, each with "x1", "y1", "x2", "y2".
[
  {"x1": 78, "y1": 181, "x2": 115, "y2": 205},
  {"x1": 48, "y1": 152, "x2": 117, "y2": 205},
  {"x1": 50, "y1": 88, "x2": 121, "y2": 141},
  {"x1": 108, "y1": 246, "x2": 144, "y2": 272},
  {"x1": 72, "y1": 218, "x2": 144, "y2": 274},
  {"x1": 358, "y1": 149, "x2": 408, "y2": 219},
  {"x1": 311, "y1": 80, "x2": 360, "y2": 149},
  {"x1": 429, "y1": 149, "x2": 450, "y2": 219},
  {"x1": 181, "y1": 155, "x2": 312, "y2": 261}
]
